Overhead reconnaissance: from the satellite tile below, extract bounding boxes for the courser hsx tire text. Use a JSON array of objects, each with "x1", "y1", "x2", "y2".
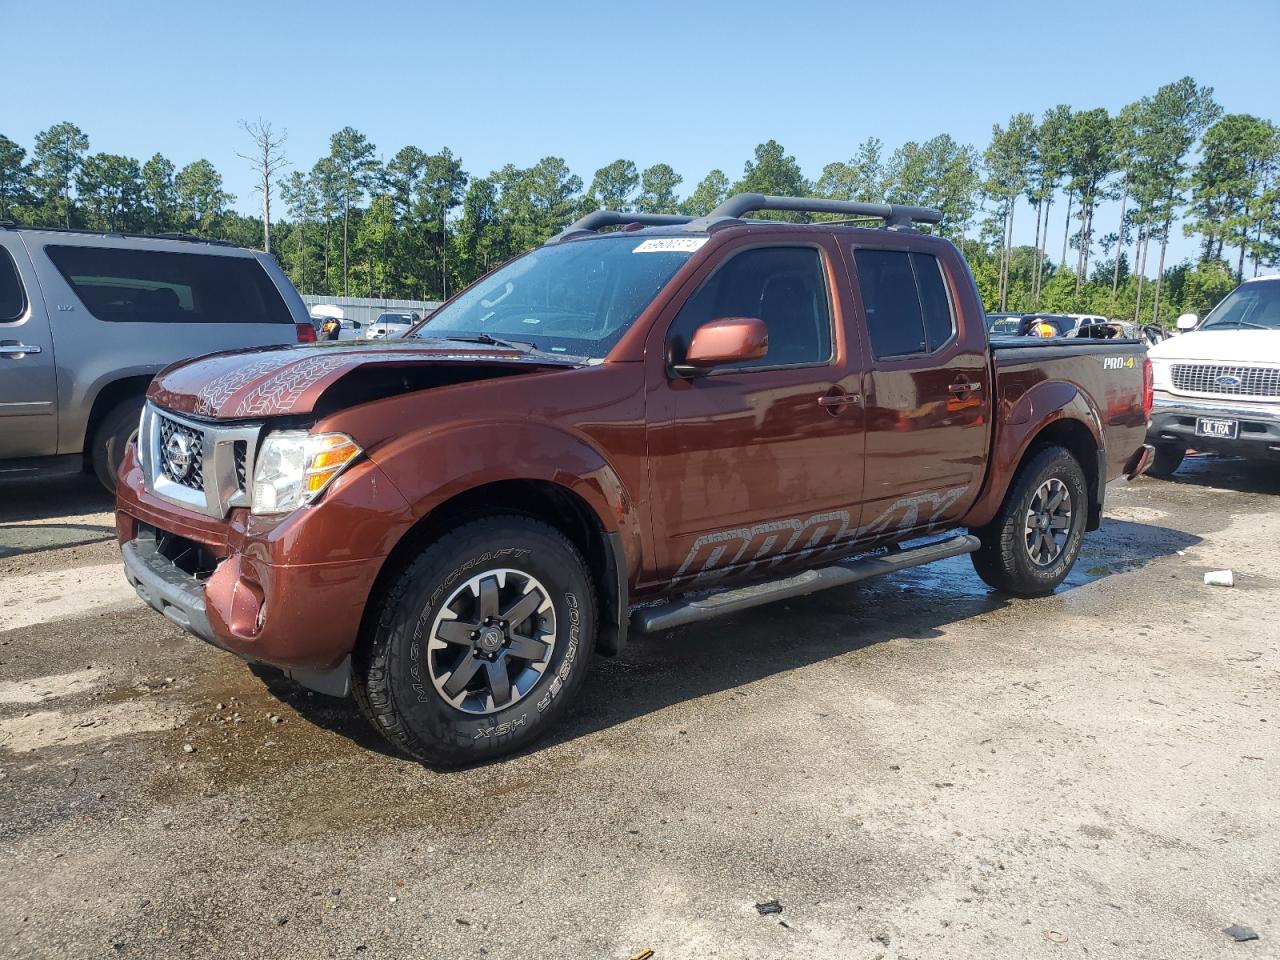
[
  {"x1": 970, "y1": 444, "x2": 1088, "y2": 597},
  {"x1": 353, "y1": 515, "x2": 597, "y2": 766}
]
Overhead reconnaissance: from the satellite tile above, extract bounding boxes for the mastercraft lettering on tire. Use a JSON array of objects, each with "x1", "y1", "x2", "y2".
[{"x1": 115, "y1": 193, "x2": 1154, "y2": 764}]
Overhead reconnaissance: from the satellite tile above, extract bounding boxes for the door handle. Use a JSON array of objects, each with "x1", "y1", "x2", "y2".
[
  {"x1": 0, "y1": 344, "x2": 42, "y2": 357},
  {"x1": 947, "y1": 380, "x2": 982, "y2": 394},
  {"x1": 817, "y1": 391, "x2": 860, "y2": 408}
]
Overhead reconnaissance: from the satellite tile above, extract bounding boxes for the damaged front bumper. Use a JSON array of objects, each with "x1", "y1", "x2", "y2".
[
  {"x1": 116, "y1": 442, "x2": 418, "y2": 698},
  {"x1": 121, "y1": 527, "x2": 353, "y2": 697}
]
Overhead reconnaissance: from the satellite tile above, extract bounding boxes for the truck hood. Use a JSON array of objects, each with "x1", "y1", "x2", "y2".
[
  {"x1": 1149, "y1": 329, "x2": 1280, "y2": 364},
  {"x1": 148, "y1": 339, "x2": 583, "y2": 419}
]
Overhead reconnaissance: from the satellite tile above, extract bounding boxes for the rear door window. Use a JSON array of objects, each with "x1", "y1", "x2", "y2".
[
  {"x1": 44, "y1": 245, "x2": 292, "y2": 324},
  {"x1": 0, "y1": 246, "x2": 26, "y2": 322},
  {"x1": 854, "y1": 248, "x2": 956, "y2": 358}
]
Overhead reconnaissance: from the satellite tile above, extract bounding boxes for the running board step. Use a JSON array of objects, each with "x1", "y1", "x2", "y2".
[{"x1": 630, "y1": 534, "x2": 981, "y2": 634}]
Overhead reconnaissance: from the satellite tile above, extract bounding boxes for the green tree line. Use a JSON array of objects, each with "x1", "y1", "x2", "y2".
[{"x1": 2, "y1": 75, "x2": 1277, "y2": 324}]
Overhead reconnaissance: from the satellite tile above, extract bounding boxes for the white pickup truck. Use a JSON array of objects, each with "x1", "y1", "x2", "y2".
[{"x1": 1147, "y1": 275, "x2": 1280, "y2": 475}]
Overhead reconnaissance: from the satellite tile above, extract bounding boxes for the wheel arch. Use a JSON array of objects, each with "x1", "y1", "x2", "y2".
[
  {"x1": 963, "y1": 381, "x2": 1105, "y2": 532},
  {"x1": 81, "y1": 374, "x2": 152, "y2": 464},
  {"x1": 362, "y1": 477, "x2": 631, "y2": 658}
]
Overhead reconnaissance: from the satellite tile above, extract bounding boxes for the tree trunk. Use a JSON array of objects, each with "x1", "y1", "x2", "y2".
[
  {"x1": 1133, "y1": 221, "x2": 1148, "y2": 323},
  {"x1": 342, "y1": 192, "x2": 350, "y2": 297},
  {"x1": 1035, "y1": 193, "x2": 1054, "y2": 306},
  {"x1": 1080, "y1": 200, "x2": 1090, "y2": 295},
  {"x1": 1255, "y1": 217, "x2": 1266, "y2": 277},
  {"x1": 441, "y1": 203, "x2": 448, "y2": 301},
  {"x1": 1005, "y1": 198, "x2": 1016, "y2": 309},
  {"x1": 1237, "y1": 242, "x2": 1247, "y2": 283},
  {"x1": 998, "y1": 202, "x2": 1011, "y2": 310},
  {"x1": 1030, "y1": 199, "x2": 1043, "y2": 305},
  {"x1": 1152, "y1": 212, "x2": 1173, "y2": 325},
  {"x1": 1074, "y1": 198, "x2": 1086, "y2": 296},
  {"x1": 322, "y1": 218, "x2": 331, "y2": 294},
  {"x1": 295, "y1": 217, "x2": 305, "y2": 291},
  {"x1": 1111, "y1": 179, "x2": 1128, "y2": 305},
  {"x1": 1060, "y1": 190, "x2": 1073, "y2": 272},
  {"x1": 262, "y1": 173, "x2": 270, "y2": 254}
]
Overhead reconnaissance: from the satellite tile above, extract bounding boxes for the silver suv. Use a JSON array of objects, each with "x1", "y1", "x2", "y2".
[{"x1": 0, "y1": 227, "x2": 313, "y2": 490}]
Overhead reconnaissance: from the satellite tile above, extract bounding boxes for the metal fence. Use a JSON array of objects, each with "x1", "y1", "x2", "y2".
[{"x1": 300, "y1": 295, "x2": 441, "y2": 327}]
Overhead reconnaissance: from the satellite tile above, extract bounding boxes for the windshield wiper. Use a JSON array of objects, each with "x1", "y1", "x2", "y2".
[{"x1": 440, "y1": 333, "x2": 536, "y2": 352}]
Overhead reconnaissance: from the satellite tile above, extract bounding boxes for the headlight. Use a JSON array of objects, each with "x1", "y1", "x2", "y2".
[
  {"x1": 250, "y1": 431, "x2": 362, "y2": 515},
  {"x1": 1149, "y1": 357, "x2": 1172, "y2": 390}
]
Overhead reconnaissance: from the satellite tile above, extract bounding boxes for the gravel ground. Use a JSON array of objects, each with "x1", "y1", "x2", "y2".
[{"x1": 0, "y1": 458, "x2": 1277, "y2": 960}]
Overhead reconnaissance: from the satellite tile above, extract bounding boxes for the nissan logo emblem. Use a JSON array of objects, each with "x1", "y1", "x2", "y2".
[{"x1": 164, "y1": 432, "x2": 194, "y2": 479}]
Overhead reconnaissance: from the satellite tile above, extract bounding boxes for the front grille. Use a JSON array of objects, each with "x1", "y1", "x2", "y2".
[
  {"x1": 142, "y1": 403, "x2": 261, "y2": 518},
  {"x1": 233, "y1": 441, "x2": 248, "y2": 492},
  {"x1": 1171, "y1": 363, "x2": 1280, "y2": 398},
  {"x1": 158, "y1": 415, "x2": 205, "y2": 490}
]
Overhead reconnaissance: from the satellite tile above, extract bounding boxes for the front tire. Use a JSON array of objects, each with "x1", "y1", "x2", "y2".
[
  {"x1": 970, "y1": 445, "x2": 1088, "y2": 597},
  {"x1": 353, "y1": 515, "x2": 596, "y2": 766}
]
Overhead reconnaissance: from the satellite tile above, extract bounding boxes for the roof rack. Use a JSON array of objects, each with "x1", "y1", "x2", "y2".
[
  {"x1": 547, "y1": 210, "x2": 693, "y2": 244},
  {"x1": 0, "y1": 222, "x2": 241, "y2": 247},
  {"x1": 545, "y1": 193, "x2": 944, "y2": 245},
  {"x1": 690, "y1": 193, "x2": 943, "y2": 231}
]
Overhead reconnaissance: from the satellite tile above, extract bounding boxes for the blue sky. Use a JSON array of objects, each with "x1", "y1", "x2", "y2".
[{"x1": 5, "y1": 0, "x2": 1279, "y2": 267}]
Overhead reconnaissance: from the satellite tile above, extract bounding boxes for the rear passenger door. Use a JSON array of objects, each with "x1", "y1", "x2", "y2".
[
  {"x1": 0, "y1": 236, "x2": 58, "y2": 459},
  {"x1": 849, "y1": 244, "x2": 990, "y2": 539}
]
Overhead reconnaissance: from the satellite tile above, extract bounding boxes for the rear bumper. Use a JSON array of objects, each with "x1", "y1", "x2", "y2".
[
  {"x1": 1123, "y1": 444, "x2": 1155, "y2": 479},
  {"x1": 1147, "y1": 395, "x2": 1280, "y2": 460}
]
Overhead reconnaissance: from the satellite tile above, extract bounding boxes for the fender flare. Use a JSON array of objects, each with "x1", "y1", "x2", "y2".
[
  {"x1": 369, "y1": 418, "x2": 641, "y2": 651},
  {"x1": 962, "y1": 380, "x2": 1105, "y2": 530},
  {"x1": 378, "y1": 419, "x2": 635, "y2": 538}
]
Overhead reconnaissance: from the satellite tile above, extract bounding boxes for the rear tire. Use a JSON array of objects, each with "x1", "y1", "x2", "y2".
[
  {"x1": 1146, "y1": 443, "x2": 1186, "y2": 478},
  {"x1": 971, "y1": 445, "x2": 1088, "y2": 597},
  {"x1": 353, "y1": 515, "x2": 597, "y2": 767},
  {"x1": 90, "y1": 396, "x2": 144, "y2": 493}
]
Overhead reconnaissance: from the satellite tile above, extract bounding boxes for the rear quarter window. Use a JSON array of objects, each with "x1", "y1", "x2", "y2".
[
  {"x1": 0, "y1": 246, "x2": 27, "y2": 322},
  {"x1": 44, "y1": 245, "x2": 292, "y2": 325}
]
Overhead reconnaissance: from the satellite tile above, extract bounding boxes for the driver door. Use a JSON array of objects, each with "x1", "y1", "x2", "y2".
[{"x1": 643, "y1": 237, "x2": 866, "y2": 586}]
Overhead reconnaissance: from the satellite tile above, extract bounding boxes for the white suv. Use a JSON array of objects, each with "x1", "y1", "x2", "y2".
[{"x1": 1146, "y1": 275, "x2": 1280, "y2": 475}]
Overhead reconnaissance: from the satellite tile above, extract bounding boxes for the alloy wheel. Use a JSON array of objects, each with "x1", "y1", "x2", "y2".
[
  {"x1": 426, "y1": 569, "x2": 557, "y2": 715},
  {"x1": 1024, "y1": 477, "x2": 1072, "y2": 566}
]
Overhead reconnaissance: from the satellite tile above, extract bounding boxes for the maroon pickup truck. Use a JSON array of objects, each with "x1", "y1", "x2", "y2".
[{"x1": 116, "y1": 193, "x2": 1154, "y2": 765}]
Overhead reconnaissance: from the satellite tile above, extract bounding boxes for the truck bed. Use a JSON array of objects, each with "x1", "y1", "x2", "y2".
[{"x1": 989, "y1": 336, "x2": 1144, "y2": 356}]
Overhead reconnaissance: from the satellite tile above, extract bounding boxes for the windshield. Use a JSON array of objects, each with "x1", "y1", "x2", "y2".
[
  {"x1": 1200, "y1": 279, "x2": 1280, "y2": 331},
  {"x1": 414, "y1": 235, "x2": 701, "y2": 357}
]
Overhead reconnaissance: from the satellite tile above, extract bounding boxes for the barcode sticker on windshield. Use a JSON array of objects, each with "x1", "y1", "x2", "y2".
[{"x1": 632, "y1": 237, "x2": 708, "y2": 253}]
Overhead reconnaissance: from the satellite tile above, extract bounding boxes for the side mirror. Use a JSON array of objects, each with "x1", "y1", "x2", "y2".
[
  {"x1": 674, "y1": 317, "x2": 769, "y2": 376},
  {"x1": 1176, "y1": 313, "x2": 1198, "y2": 331}
]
